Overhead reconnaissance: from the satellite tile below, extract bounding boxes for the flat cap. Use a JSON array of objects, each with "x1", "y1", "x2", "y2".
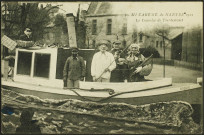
[
  {"x1": 113, "y1": 40, "x2": 122, "y2": 44},
  {"x1": 130, "y1": 43, "x2": 140, "y2": 49},
  {"x1": 71, "y1": 47, "x2": 79, "y2": 52}
]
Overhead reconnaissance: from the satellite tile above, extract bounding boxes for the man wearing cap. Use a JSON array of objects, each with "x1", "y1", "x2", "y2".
[
  {"x1": 126, "y1": 44, "x2": 152, "y2": 82},
  {"x1": 19, "y1": 28, "x2": 33, "y2": 41},
  {"x1": 110, "y1": 40, "x2": 128, "y2": 82},
  {"x1": 17, "y1": 27, "x2": 34, "y2": 48},
  {"x1": 63, "y1": 47, "x2": 86, "y2": 88},
  {"x1": 91, "y1": 40, "x2": 116, "y2": 82}
]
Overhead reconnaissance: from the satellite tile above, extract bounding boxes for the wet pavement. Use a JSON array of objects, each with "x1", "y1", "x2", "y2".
[{"x1": 146, "y1": 64, "x2": 202, "y2": 83}]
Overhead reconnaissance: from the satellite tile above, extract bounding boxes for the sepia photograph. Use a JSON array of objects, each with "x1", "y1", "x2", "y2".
[{"x1": 1, "y1": 1, "x2": 203, "y2": 134}]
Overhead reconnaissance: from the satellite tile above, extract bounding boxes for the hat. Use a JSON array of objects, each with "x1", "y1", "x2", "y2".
[
  {"x1": 130, "y1": 43, "x2": 140, "y2": 49},
  {"x1": 25, "y1": 28, "x2": 31, "y2": 32},
  {"x1": 113, "y1": 40, "x2": 121, "y2": 44},
  {"x1": 98, "y1": 40, "x2": 109, "y2": 46},
  {"x1": 71, "y1": 47, "x2": 79, "y2": 52}
]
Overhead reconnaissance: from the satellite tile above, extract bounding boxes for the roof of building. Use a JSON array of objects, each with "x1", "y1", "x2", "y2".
[
  {"x1": 87, "y1": 2, "x2": 112, "y2": 15},
  {"x1": 86, "y1": 2, "x2": 127, "y2": 17},
  {"x1": 168, "y1": 28, "x2": 184, "y2": 40}
]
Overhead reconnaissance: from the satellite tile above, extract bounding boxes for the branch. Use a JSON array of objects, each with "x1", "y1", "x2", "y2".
[
  {"x1": 156, "y1": 33, "x2": 169, "y2": 40},
  {"x1": 46, "y1": 6, "x2": 59, "y2": 13}
]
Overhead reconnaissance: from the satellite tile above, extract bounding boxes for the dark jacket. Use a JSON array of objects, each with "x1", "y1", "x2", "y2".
[
  {"x1": 16, "y1": 122, "x2": 41, "y2": 134},
  {"x1": 110, "y1": 48, "x2": 128, "y2": 82},
  {"x1": 63, "y1": 56, "x2": 86, "y2": 81},
  {"x1": 19, "y1": 34, "x2": 33, "y2": 41}
]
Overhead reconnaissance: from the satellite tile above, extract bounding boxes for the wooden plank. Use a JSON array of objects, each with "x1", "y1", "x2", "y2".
[{"x1": 1, "y1": 35, "x2": 17, "y2": 50}]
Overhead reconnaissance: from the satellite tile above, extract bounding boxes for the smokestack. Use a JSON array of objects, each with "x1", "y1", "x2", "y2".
[{"x1": 66, "y1": 13, "x2": 77, "y2": 48}]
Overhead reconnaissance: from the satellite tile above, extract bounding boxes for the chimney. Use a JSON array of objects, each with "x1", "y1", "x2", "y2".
[
  {"x1": 80, "y1": 10, "x2": 87, "y2": 21},
  {"x1": 66, "y1": 13, "x2": 77, "y2": 48}
]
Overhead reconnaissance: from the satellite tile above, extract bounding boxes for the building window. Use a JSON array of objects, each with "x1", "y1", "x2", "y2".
[
  {"x1": 156, "y1": 41, "x2": 159, "y2": 48},
  {"x1": 139, "y1": 34, "x2": 143, "y2": 42},
  {"x1": 132, "y1": 32, "x2": 137, "y2": 43},
  {"x1": 122, "y1": 40, "x2": 126, "y2": 47},
  {"x1": 122, "y1": 23, "x2": 127, "y2": 35},
  {"x1": 92, "y1": 20, "x2": 97, "y2": 35},
  {"x1": 160, "y1": 41, "x2": 163, "y2": 48},
  {"x1": 106, "y1": 19, "x2": 112, "y2": 35},
  {"x1": 92, "y1": 40, "x2": 96, "y2": 48}
]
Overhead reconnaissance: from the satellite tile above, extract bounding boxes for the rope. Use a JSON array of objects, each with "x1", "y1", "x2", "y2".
[
  {"x1": 69, "y1": 84, "x2": 171, "y2": 102},
  {"x1": 66, "y1": 87, "x2": 115, "y2": 95},
  {"x1": 2, "y1": 82, "x2": 170, "y2": 103}
]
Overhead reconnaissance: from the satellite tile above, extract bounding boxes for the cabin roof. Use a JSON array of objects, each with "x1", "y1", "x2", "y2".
[
  {"x1": 87, "y1": 2, "x2": 112, "y2": 16},
  {"x1": 168, "y1": 28, "x2": 183, "y2": 40}
]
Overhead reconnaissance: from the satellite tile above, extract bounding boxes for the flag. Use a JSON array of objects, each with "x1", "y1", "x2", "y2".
[{"x1": 1, "y1": 35, "x2": 17, "y2": 50}]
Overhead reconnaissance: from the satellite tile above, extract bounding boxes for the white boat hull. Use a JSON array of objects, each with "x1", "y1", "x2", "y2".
[{"x1": 2, "y1": 78, "x2": 202, "y2": 105}]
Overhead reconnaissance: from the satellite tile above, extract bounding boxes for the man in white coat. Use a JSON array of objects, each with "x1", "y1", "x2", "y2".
[{"x1": 91, "y1": 40, "x2": 116, "y2": 82}]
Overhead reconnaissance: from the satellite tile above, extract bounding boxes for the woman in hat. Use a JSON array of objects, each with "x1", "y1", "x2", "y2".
[
  {"x1": 91, "y1": 40, "x2": 116, "y2": 82},
  {"x1": 126, "y1": 43, "x2": 152, "y2": 82}
]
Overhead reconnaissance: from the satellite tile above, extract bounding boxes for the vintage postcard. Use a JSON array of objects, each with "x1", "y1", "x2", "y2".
[{"x1": 1, "y1": 1, "x2": 203, "y2": 134}]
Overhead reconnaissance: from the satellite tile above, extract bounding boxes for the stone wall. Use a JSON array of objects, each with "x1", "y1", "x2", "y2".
[{"x1": 153, "y1": 58, "x2": 202, "y2": 71}]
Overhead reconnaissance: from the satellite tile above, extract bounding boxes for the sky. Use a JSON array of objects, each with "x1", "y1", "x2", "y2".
[{"x1": 40, "y1": 2, "x2": 90, "y2": 15}]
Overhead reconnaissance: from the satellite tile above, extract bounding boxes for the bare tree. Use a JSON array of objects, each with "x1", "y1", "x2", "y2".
[
  {"x1": 153, "y1": 24, "x2": 170, "y2": 78},
  {"x1": 1, "y1": 2, "x2": 60, "y2": 41}
]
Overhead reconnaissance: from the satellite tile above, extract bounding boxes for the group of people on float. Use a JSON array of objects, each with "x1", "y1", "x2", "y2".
[{"x1": 63, "y1": 39, "x2": 152, "y2": 89}]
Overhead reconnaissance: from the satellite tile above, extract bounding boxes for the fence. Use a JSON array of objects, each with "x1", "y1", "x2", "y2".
[{"x1": 153, "y1": 58, "x2": 202, "y2": 71}]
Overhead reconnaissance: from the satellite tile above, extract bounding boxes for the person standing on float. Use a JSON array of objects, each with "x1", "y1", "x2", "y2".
[{"x1": 91, "y1": 40, "x2": 116, "y2": 82}]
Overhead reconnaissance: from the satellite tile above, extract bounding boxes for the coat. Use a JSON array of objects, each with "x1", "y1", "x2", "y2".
[
  {"x1": 63, "y1": 56, "x2": 86, "y2": 81},
  {"x1": 19, "y1": 34, "x2": 33, "y2": 41},
  {"x1": 110, "y1": 48, "x2": 128, "y2": 82},
  {"x1": 127, "y1": 54, "x2": 146, "y2": 82},
  {"x1": 91, "y1": 51, "x2": 116, "y2": 79},
  {"x1": 16, "y1": 123, "x2": 41, "y2": 134}
]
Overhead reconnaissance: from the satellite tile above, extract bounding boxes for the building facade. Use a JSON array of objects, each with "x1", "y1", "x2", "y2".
[
  {"x1": 84, "y1": 2, "x2": 202, "y2": 64},
  {"x1": 84, "y1": 2, "x2": 168, "y2": 56}
]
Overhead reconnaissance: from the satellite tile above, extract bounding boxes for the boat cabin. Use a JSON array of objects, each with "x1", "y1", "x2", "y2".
[{"x1": 13, "y1": 48, "x2": 96, "y2": 88}]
